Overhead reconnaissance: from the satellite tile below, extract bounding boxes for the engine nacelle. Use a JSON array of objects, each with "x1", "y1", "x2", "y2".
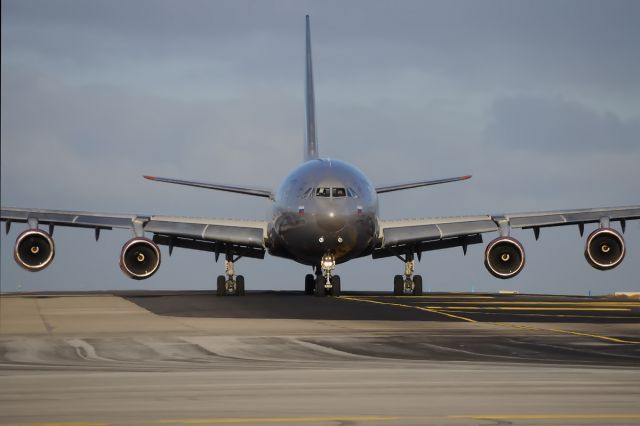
[
  {"x1": 14, "y1": 229, "x2": 55, "y2": 271},
  {"x1": 484, "y1": 237, "x2": 525, "y2": 279},
  {"x1": 584, "y1": 228, "x2": 625, "y2": 270},
  {"x1": 119, "y1": 238, "x2": 161, "y2": 280}
]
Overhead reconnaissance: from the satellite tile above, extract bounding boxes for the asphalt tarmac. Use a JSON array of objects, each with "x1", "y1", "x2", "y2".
[{"x1": 1, "y1": 291, "x2": 639, "y2": 426}]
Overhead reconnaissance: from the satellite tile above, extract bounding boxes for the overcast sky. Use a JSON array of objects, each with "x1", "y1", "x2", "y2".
[{"x1": 2, "y1": 0, "x2": 639, "y2": 295}]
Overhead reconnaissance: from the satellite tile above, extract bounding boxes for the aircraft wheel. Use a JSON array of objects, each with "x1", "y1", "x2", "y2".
[
  {"x1": 393, "y1": 275, "x2": 403, "y2": 295},
  {"x1": 413, "y1": 275, "x2": 423, "y2": 296},
  {"x1": 304, "y1": 274, "x2": 315, "y2": 295},
  {"x1": 315, "y1": 275, "x2": 326, "y2": 297},
  {"x1": 216, "y1": 275, "x2": 226, "y2": 297},
  {"x1": 236, "y1": 275, "x2": 245, "y2": 296},
  {"x1": 330, "y1": 275, "x2": 341, "y2": 297}
]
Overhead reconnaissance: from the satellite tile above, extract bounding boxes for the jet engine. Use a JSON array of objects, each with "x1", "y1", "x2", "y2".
[
  {"x1": 119, "y1": 238, "x2": 161, "y2": 279},
  {"x1": 14, "y1": 229, "x2": 55, "y2": 271},
  {"x1": 484, "y1": 237, "x2": 525, "y2": 279},
  {"x1": 584, "y1": 228, "x2": 625, "y2": 270}
]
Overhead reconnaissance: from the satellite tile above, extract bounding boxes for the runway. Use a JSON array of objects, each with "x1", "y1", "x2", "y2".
[{"x1": 1, "y1": 291, "x2": 639, "y2": 425}]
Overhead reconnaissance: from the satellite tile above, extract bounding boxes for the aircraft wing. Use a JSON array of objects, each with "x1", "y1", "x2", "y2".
[
  {"x1": 1, "y1": 207, "x2": 268, "y2": 259},
  {"x1": 374, "y1": 205, "x2": 640, "y2": 258}
]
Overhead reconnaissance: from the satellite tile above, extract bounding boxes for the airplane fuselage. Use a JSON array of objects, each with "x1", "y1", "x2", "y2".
[{"x1": 269, "y1": 158, "x2": 379, "y2": 266}]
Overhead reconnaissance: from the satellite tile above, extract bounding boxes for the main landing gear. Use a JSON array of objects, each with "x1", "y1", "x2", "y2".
[
  {"x1": 216, "y1": 254, "x2": 245, "y2": 296},
  {"x1": 307, "y1": 253, "x2": 340, "y2": 297},
  {"x1": 393, "y1": 253, "x2": 422, "y2": 296}
]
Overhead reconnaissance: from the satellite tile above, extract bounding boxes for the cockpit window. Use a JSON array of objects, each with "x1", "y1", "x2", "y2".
[
  {"x1": 347, "y1": 187, "x2": 358, "y2": 198},
  {"x1": 332, "y1": 187, "x2": 346, "y2": 197},
  {"x1": 316, "y1": 187, "x2": 331, "y2": 197}
]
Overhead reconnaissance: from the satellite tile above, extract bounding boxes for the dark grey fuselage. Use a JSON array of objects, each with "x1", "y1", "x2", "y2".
[{"x1": 269, "y1": 159, "x2": 379, "y2": 266}]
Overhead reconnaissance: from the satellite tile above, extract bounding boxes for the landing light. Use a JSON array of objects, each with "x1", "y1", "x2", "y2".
[{"x1": 318, "y1": 237, "x2": 325, "y2": 243}]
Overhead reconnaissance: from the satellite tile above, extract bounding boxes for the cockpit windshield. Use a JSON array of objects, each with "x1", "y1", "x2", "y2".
[{"x1": 312, "y1": 187, "x2": 356, "y2": 198}]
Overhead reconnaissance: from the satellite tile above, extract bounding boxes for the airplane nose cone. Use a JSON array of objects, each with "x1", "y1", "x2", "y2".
[{"x1": 317, "y1": 210, "x2": 346, "y2": 232}]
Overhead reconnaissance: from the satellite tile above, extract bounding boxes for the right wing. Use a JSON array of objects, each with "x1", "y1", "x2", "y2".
[{"x1": 1, "y1": 207, "x2": 268, "y2": 260}]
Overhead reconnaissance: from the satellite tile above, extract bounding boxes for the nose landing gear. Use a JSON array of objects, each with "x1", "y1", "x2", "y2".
[
  {"x1": 313, "y1": 253, "x2": 340, "y2": 297},
  {"x1": 216, "y1": 254, "x2": 245, "y2": 296},
  {"x1": 393, "y1": 253, "x2": 422, "y2": 296}
]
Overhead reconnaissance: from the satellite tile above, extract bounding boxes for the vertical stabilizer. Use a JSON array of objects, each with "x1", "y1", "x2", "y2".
[{"x1": 304, "y1": 15, "x2": 319, "y2": 161}]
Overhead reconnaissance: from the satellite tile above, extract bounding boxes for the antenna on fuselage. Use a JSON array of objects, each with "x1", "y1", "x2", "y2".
[{"x1": 304, "y1": 15, "x2": 319, "y2": 162}]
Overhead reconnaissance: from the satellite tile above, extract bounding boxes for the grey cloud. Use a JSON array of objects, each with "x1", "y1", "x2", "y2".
[
  {"x1": 485, "y1": 95, "x2": 640, "y2": 153},
  {"x1": 5, "y1": 0, "x2": 640, "y2": 99}
]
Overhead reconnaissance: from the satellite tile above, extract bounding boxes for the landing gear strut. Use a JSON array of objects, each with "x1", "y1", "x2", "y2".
[
  {"x1": 217, "y1": 254, "x2": 245, "y2": 296},
  {"x1": 314, "y1": 253, "x2": 340, "y2": 297},
  {"x1": 393, "y1": 253, "x2": 422, "y2": 296}
]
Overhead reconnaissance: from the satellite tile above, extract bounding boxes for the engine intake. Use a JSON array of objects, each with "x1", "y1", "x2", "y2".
[
  {"x1": 120, "y1": 238, "x2": 161, "y2": 279},
  {"x1": 484, "y1": 237, "x2": 525, "y2": 279},
  {"x1": 14, "y1": 229, "x2": 55, "y2": 271},
  {"x1": 584, "y1": 228, "x2": 625, "y2": 270}
]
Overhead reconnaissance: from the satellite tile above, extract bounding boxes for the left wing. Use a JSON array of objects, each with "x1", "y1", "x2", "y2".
[
  {"x1": 376, "y1": 205, "x2": 640, "y2": 276},
  {"x1": 1, "y1": 207, "x2": 268, "y2": 277}
]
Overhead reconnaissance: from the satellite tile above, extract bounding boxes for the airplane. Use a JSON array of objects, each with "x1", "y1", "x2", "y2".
[{"x1": 1, "y1": 16, "x2": 639, "y2": 297}]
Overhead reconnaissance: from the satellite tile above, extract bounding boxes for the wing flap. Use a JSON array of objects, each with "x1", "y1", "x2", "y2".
[
  {"x1": 145, "y1": 218, "x2": 266, "y2": 248},
  {"x1": 382, "y1": 219, "x2": 496, "y2": 246}
]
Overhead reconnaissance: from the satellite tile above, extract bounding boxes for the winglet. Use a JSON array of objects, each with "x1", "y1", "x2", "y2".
[
  {"x1": 304, "y1": 15, "x2": 319, "y2": 162},
  {"x1": 143, "y1": 175, "x2": 157, "y2": 181}
]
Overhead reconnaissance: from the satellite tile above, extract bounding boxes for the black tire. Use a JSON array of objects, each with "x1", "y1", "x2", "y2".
[
  {"x1": 413, "y1": 275, "x2": 423, "y2": 296},
  {"x1": 330, "y1": 275, "x2": 341, "y2": 297},
  {"x1": 315, "y1": 275, "x2": 326, "y2": 297},
  {"x1": 236, "y1": 275, "x2": 245, "y2": 296},
  {"x1": 216, "y1": 275, "x2": 226, "y2": 296},
  {"x1": 304, "y1": 274, "x2": 315, "y2": 295},
  {"x1": 393, "y1": 275, "x2": 403, "y2": 295}
]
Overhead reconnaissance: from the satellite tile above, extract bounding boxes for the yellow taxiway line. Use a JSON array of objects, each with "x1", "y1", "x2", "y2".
[
  {"x1": 493, "y1": 322, "x2": 640, "y2": 344},
  {"x1": 8, "y1": 413, "x2": 640, "y2": 426},
  {"x1": 424, "y1": 306, "x2": 631, "y2": 311},
  {"x1": 340, "y1": 296, "x2": 640, "y2": 344},
  {"x1": 453, "y1": 413, "x2": 640, "y2": 420},
  {"x1": 442, "y1": 310, "x2": 637, "y2": 320},
  {"x1": 340, "y1": 296, "x2": 477, "y2": 322},
  {"x1": 417, "y1": 300, "x2": 640, "y2": 306}
]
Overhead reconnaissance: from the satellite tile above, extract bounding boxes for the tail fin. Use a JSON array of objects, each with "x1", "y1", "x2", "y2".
[{"x1": 304, "y1": 15, "x2": 319, "y2": 161}]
